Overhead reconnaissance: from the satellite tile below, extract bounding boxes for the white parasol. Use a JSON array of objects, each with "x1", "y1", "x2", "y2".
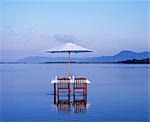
[{"x1": 46, "y1": 43, "x2": 93, "y2": 77}]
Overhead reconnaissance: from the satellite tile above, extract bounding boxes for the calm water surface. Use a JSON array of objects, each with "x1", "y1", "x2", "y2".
[{"x1": 1, "y1": 64, "x2": 149, "y2": 122}]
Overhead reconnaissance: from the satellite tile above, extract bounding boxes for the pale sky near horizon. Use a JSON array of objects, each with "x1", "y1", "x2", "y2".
[{"x1": 0, "y1": 0, "x2": 149, "y2": 61}]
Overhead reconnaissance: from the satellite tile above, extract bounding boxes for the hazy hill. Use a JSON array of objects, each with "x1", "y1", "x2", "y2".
[
  {"x1": 18, "y1": 50, "x2": 150, "y2": 63},
  {"x1": 87, "y1": 50, "x2": 150, "y2": 62}
]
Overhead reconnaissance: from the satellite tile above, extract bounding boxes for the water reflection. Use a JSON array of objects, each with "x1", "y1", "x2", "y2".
[
  {"x1": 57, "y1": 99, "x2": 71, "y2": 112},
  {"x1": 73, "y1": 99, "x2": 87, "y2": 113},
  {"x1": 54, "y1": 95, "x2": 87, "y2": 113}
]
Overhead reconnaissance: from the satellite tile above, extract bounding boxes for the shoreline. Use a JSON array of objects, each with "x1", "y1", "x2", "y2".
[{"x1": 0, "y1": 62, "x2": 149, "y2": 64}]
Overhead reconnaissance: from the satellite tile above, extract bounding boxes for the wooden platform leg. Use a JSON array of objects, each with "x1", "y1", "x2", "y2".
[
  {"x1": 54, "y1": 83, "x2": 56, "y2": 95},
  {"x1": 57, "y1": 84, "x2": 59, "y2": 104},
  {"x1": 68, "y1": 83, "x2": 70, "y2": 101},
  {"x1": 54, "y1": 83, "x2": 56, "y2": 104},
  {"x1": 73, "y1": 83, "x2": 75, "y2": 103}
]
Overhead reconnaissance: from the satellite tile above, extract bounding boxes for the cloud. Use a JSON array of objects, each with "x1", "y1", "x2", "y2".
[
  {"x1": 3, "y1": 25, "x2": 13, "y2": 29},
  {"x1": 2, "y1": 25, "x2": 14, "y2": 36},
  {"x1": 26, "y1": 24, "x2": 38, "y2": 31},
  {"x1": 54, "y1": 34, "x2": 79, "y2": 43}
]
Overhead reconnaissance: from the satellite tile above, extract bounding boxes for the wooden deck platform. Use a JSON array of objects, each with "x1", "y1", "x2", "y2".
[{"x1": 52, "y1": 76, "x2": 90, "y2": 113}]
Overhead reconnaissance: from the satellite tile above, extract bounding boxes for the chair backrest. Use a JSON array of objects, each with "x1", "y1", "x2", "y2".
[
  {"x1": 57, "y1": 77, "x2": 70, "y2": 88},
  {"x1": 74, "y1": 77, "x2": 86, "y2": 88}
]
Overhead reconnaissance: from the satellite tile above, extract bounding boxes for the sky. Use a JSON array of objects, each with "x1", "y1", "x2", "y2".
[{"x1": 0, "y1": 0, "x2": 149, "y2": 61}]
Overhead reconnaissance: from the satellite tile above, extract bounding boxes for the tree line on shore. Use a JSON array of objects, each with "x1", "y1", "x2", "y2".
[{"x1": 117, "y1": 58, "x2": 150, "y2": 64}]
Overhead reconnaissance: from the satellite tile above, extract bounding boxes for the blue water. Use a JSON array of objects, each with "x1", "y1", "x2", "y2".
[{"x1": 1, "y1": 64, "x2": 149, "y2": 122}]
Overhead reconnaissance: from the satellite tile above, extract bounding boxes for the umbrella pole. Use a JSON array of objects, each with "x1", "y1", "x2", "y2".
[{"x1": 68, "y1": 51, "x2": 70, "y2": 77}]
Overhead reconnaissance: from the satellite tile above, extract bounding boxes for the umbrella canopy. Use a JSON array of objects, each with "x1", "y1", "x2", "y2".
[
  {"x1": 46, "y1": 43, "x2": 93, "y2": 53},
  {"x1": 46, "y1": 43, "x2": 93, "y2": 77}
]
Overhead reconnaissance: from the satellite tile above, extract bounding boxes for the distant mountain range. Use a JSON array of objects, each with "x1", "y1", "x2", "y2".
[{"x1": 17, "y1": 50, "x2": 150, "y2": 63}]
